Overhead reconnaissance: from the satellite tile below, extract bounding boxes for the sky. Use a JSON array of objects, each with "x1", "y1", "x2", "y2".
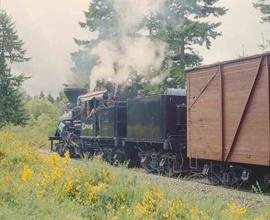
[{"x1": 1, "y1": 0, "x2": 269, "y2": 97}]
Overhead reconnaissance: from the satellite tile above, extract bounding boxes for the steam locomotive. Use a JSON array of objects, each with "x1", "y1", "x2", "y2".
[
  {"x1": 50, "y1": 87, "x2": 187, "y2": 173},
  {"x1": 50, "y1": 52, "x2": 270, "y2": 190}
]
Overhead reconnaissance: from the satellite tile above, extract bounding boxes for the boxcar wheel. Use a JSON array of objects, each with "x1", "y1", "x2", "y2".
[
  {"x1": 208, "y1": 164, "x2": 222, "y2": 185},
  {"x1": 252, "y1": 169, "x2": 270, "y2": 192}
]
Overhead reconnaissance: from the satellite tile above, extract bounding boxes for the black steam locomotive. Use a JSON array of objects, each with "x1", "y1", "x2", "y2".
[{"x1": 50, "y1": 87, "x2": 187, "y2": 176}]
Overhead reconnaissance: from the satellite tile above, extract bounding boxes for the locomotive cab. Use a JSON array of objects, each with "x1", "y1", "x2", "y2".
[
  {"x1": 79, "y1": 89, "x2": 108, "y2": 137},
  {"x1": 78, "y1": 89, "x2": 130, "y2": 164}
]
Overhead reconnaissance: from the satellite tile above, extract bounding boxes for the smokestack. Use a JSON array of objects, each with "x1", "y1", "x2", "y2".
[{"x1": 63, "y1": 87, "x2": 87, "y2": 106}]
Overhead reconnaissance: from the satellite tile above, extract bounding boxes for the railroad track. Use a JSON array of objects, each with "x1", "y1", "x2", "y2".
[
  {"x1": 134, "y1": 168, "x2": 270, "y2": 196},
  {"x1": 37, "y1": 146, "x2": 270, "y2": 197}
]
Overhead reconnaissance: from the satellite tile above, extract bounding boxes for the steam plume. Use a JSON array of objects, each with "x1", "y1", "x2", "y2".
[{"x1": 89, "y1": 0, "x2": 167, "y2": 90}]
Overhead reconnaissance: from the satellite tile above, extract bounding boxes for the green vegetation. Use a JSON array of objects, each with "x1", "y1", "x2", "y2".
[
  {"x1": 0, "y1": 10, "x2": 30, "y2": 127},
  {"x1": 0, "y1": 129, "x2": 270, "y2": 220},
  {"x1": 2, "y1": 98, "x2": 60, "y2": 147}
]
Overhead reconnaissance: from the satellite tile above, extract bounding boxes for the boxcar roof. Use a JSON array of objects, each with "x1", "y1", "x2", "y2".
[{"x1": 185, "y1": 51, "x2": 270, "y2": 73}]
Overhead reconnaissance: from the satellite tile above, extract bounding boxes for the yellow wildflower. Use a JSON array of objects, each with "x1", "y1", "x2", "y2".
[
  {"x1": 52, "y1": 167, "x2": 63, "y2": 180},
  {"x1": 98, "y1": 168, "x2": 112, "y2": 183},
  {"x1": 191, "y1": 207, "x2": 200, "y2": 220},
  {"x1": 228, "y1": 203, "x2": 247, "y2": 219},
  {"x1": 162, "y1": 204, "x2": 177, "y2": 220},
  {"x1": 119, "y1": 193, "x2": 126, "y2": 203},
  {"x1": 47, "y1": 153, "x2": 61, "y2": 166},
  {"x1": 144, "y1": 189, "x2": 163, "y2": 208},
  {"x1": 64, "y1": 180, "x2": 74, "y2": 194},
  {"x1": 21, "y1": 165, "x2": 33, "y2": 182},
  {"x1": 94, "y1": 182, "x2": 108, "y2": 192},
  {"x1": 112, "y1": 192, "x2": 126, "y2": 205},
  {"x1": 134, "y1": 189, "x2": 164, "y2": 218},
  {"x1": 1, "y1": 131, "x2": 14, "y2": 140},
  {"x1": 87, "y1": 187, "x2": 97, "y2": 204},
  {"x1": 64, "y1": 151, "x2": 70, "y2": 161},
  {"x1": 0, "y1": 148, "x2": 6, "y2": 157}
]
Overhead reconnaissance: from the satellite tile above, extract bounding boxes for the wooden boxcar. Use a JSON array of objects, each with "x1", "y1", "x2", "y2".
[{"x1": 187, "y1": 52, "x2": 270, "y2": 168}]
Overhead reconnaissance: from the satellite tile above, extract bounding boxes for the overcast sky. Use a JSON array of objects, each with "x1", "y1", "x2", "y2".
[{"x1": 1, "y1": 0, "x2": 269, "y2": 96}]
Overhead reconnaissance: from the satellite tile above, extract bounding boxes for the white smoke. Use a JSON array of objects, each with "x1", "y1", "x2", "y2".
[
  {"x1": 89, "y1": 0, "x2": 167, "y2": 90},
  {"x1": 113, "y1": 0, "x2": 165, "y2": 34}
]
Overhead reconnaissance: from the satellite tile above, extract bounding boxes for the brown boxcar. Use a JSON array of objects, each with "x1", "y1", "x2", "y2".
[{"x1": 187, "y1": 52, "x2": 270, "y2": 167}]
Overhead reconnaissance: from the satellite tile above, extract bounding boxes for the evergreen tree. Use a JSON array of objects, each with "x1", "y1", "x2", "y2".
[
  {"x1": 0, "y1": 11, "x2": 29, "y2": 63},
  {"x1": 0, "y1": 61, "x2": 28, "y2": 127},
  {"x1": 71, "y1": 0, "x2": 119, "y2": 87},
  {"x1": 47, "y1": 93, "x2": 55, "y2": 103},
  {"x1": 254, "y1": 0, "x2": 270, "y2": 23},
  {"x1": 75, "y1": 0, "x2": 119, "y2": 47},
  {"x1": 39, "y1": 91, "x2": 45, "y2": 99},
  {"x1": 57, "y1": 91, "x2": 66, "y2": 101},
  {"x1": 0, "y1": 10, "x2": 29, "y2": 127},
  {"x1": 254, "y1": 1, "x2": 270, "y2": 51},
  {"x1": 147, "y1": 0, "x2": 226, "y2": 88}
]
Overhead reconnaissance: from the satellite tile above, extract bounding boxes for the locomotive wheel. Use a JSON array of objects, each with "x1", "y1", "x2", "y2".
[
  {"x1": 141, "y1": 155, "x2": 158, "y2": 173},
  {"x1": 163, "y1": 158, "x2": 177, "y2": 177},
  {"x1": 225, "y1": 166, "x2": 245, "y2": 188},
  {"x1": 112, "y1": 150, "x2": 127, "y2": 166},
  {"x1": 159, "y1": 154, "x2": 180, "y2": 177},
  {"x1": 67, "y1": 146, "x2": 78, "y2": 158},
  {"x1": 56, "y1": 142, "x2": 68, "y2": 157}
]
